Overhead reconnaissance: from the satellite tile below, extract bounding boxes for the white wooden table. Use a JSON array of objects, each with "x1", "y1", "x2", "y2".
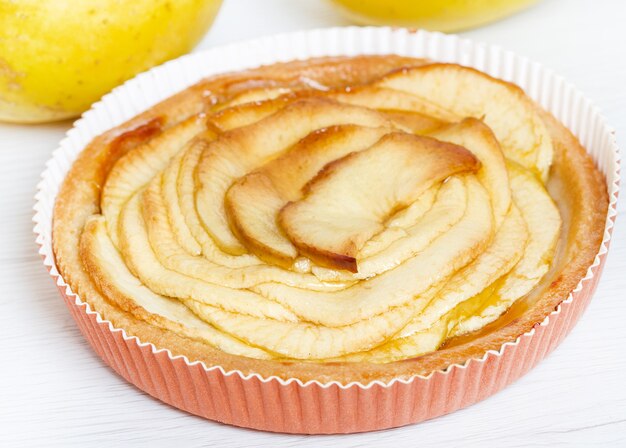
[{"x1": 1, "y1": 0, "x2": 625, "y2": 446}]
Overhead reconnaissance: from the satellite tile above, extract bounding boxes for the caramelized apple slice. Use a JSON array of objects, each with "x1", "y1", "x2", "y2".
[
  {"x1": 451, "y1": 162, "x2": 561, "y2": 336},
  {"x1": 194, "y1": 98, "x2": 394, "y2": 255},
  {"x1": 339, "y1": 205, "x2": 528, "y2": 363},
  {"x1": 142, "y1": 172, "x2": 352, "y2": 290},
  {"x1": 254, "y1": 176, "x2": 494, "y2": 327},
  {"x1": 185, "y1": 293, "x2": 416, "y2": 359},
  {"x1": 101, "y1": 114, "x2": 209, "y2": 246},
  {"x1": 80, "y1": 216, "x2": 273, "y2": 359},
  {"x1": 279, "y1": 132, "x2": 481, "y2": 272},
  {"x1": 377, "y1": 63, "x2": 553, "y2": 180},
  {"x1": 431, "y1": 117, "x2": 511, "y2": 227},
  {"x1": 310, "y1": 177, "x2": 466, "y2": 281},
  {"x1": 314, "y1": 117, "x2": 510, "y2": 279},
  {"x1": 395, "y1": 204, "x2": 527, "y2": 339},
  {"x1": 176, "y1": 141, "x2": 263, "y2": 267},
  {"x1": 354, "y1": 176, "x2": 467, "y2": 277},
  {"x1": 225, "y1": 125, "x2": 391, "y2": 267},
  {"x1": 330, "y1": 85, "x2": 458, "y2": 122},
  {"x1": 209, "y1": 92, "x2": 303, "y2": 131},
  {"x1": 117, "y1": 192, "x2": 297, "y2": 322},
  {"x1": 329, "y1": 85, "x2": 457, "y2": 133},
  {"x1": 377, "y1": 110, "x2": 447, "y2": 135},
  {"x1": 338, "y1": 315, "x2": 449, "y2": 363},
  {"x1": 161, "y1": 148, "x2": 202, "y2": 256},
  {"x1": 214, "y1": 86, "x2": 293, "y2": 111},
  {"x1": 346, "y1": 164, "x2": 560, "y2": 363}
]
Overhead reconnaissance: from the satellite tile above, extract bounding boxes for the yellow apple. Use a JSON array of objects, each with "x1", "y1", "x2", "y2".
[
  {"x1": 0, "y1": 0, "x2": 222, "y2": 123},
  {"x1": 330, "y1": 0, "x2": 538, "y2": 32}
]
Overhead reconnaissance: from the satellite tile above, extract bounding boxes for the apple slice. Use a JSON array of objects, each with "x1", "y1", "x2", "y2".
[
  {"x1": 194, "y1": 98, "x2": 393, "y2": 255},
  {"x1": 310, "y1": 177, "x2": 465, "y2": 282},
  {"x1": 80, "y1": 215, "x2": 273, "y2": 360},
  {"x1": 212, "y1": 84, "x2": 452, "y2": 136},
  {"x1": 209, "y1": 93, "x2": 301, "y2": 131},
  {"x1": 214, "y1": 86, "x2": 294, "y2": 111},
  {"x1": 330, "y1": 85, "x2": 458, "y2": 121},
  {"x1": 142, "y1": 171, "x2": 353, "y2": 291},
  {"x1": 430, "y1": 117, "x2": 511, "y2": 228},
  {"x1": 340, "y1": 204, "x2": 529, "y2": 363},
  {"x1": 338, "y1": 315, "x2": 449, "y2": 363},
  {"x1": 450, "y1": 161, "x2": 561, "y2": 336},
  {"x1": 101, "y1": 113, "x2": 209, "y2": 246},
  {"x1": 329, "y1": 85, "x2": 457, "y2": 134},
  {"x1": 185, "y1": 292, "x2": 416, "y2": 359},
  {"x1": 160, "y1": 148, "x2": 202, "y2": 256},
  {"x1": 376, "y1": 63, "x2": 553, "y2": 181},
  {"x1": 395, "y1": 204, "x2": 527, "y2": 339},
  {"x1": 354, "y1": 176, "x2": 467, "y2": 277},
  {"x1": 225, "y1": 125, "x2": 391, "y2": 267},
  {"x1": 352, "y1": 163, "x2": 561, "y2": 363},
  {"x1": 313, "y1": 117, "x2": 511, "y2": 279},
  {"x1": 117, "y1": 192, "x2": 298, "y2": 322},
  {"x1": 376, "y1": 110, "x2": 446, "y2": 135},
  {"x1": 176, "y1": 140, "x2": 264, "y2": 267},
  {"x1": 278, "y1": 132, "x2": 481, "y2": 272},
  {"x1": 253, "y1": 178, "x2": 493, "y2": 330}
]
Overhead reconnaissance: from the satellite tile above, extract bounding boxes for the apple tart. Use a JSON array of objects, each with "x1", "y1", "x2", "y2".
[{"x1": 53, "y1": 55, "x2": 608, "y2": 383}]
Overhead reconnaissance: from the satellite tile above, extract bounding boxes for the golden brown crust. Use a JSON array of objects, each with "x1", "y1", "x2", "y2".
[{"x1": 53, "y1": 55, "x2": 609, "y2": 384}]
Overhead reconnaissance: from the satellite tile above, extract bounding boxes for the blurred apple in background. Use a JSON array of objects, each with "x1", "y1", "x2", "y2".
[
  {"x1": 330, "y1": 0, "x2": 538, "y2": 32},
  {"x1": 0, "y1": 0, "x2": 222, "y2": 123}
]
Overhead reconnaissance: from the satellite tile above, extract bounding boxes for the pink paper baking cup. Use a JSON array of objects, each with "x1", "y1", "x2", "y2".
[{"x1": 34, "y1": 27, "x2": 619, "y2": 434}]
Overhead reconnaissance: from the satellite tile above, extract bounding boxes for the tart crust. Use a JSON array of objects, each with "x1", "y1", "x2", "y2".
[{"x1": 52, "y1": 55, "x2": 608, "y2": 384}]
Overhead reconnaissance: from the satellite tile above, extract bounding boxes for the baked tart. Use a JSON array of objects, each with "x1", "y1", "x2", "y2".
[{"x1": 52, "y1": 54, "x2": 608, "y2": 388}]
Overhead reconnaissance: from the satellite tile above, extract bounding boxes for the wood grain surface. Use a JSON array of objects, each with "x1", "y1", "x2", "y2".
[{"x1": 1, "y1": 0, "x2": 625, "y2": 446}]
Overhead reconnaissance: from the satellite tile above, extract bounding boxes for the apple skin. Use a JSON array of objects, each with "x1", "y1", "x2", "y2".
[
  {"x1": 0, "y1": 0, "x2": 222, "y2": 123},
  {"x1": 329, "y1": 0, "x2": 538, "y2": 32}
]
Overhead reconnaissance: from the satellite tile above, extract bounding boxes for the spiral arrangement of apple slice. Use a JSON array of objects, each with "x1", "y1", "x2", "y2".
[{"x1": 81, "y1": 63, "x2": 561, "y2": 362}]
